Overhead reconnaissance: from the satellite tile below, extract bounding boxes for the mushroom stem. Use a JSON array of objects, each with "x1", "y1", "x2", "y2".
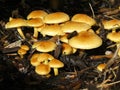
[
  {"x1": 33, "y1": 27, "x2": 38, "y2": 39},
  {"x1": 17, "y1": 27, "x2": 25, "y2": 39},
  {"x1": 53, "y1": 68, "x2": 58, "y2": 76},
  {"x1": 43, "y1": 60, "x2": 49, "y2": 65},
  {"x1": 112, "y1": 29, "x2": 116, "y2": 32},
  {"x1": 20, "y1": 55, "x2": 24, "y2": 58}
]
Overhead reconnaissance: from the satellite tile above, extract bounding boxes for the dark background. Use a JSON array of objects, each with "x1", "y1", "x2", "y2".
[{"x1": 1, "y1": 0, "x2": 120, "y2": 21}]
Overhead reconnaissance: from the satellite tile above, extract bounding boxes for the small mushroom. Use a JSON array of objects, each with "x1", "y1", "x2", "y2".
[
  {"x1": 35, "y1": 63, "x2": 51, "y2": 75},
  {"x1": 62, "y1": 43, "x2": 74, "y2": 55},
  {"x1": 20, "y1": 45, "x2": 29, "y2": 51},
  {"x1": 48, "y1": 58, "x2": 64, "y2": 76},
  {"x1": 37, "y1": 53, "x2": 54, "y2": 64},
  {"x1": 17, "y1": 48, "x2": 27, "y2": 58},
  {"x1": 102, "y1": 19, "x2": 120, "y2": 31},
  {"x1": 107, "y1": 31, "x2": 120, "y2": 43},
  {"x1": 30, "y1": 53, "x2": 40, "y2": 66},
  {"x1": 60, "y1": 33, "x2": 69, "y2": 43},
  {"x1": 103, "y1": 19, "x2": 120, "y2": 48},
  {"x1": 97, "y1": 63, "x2": 106, "y2": 72}
]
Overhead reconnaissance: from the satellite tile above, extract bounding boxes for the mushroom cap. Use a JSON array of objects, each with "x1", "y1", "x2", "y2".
[
  {"x1": 26, "y1": 18, "x2": 44, "y2": 27},
  {"x1": 5, "y1": 18, "x2": 27, "y2": 28},
  {"x1": 32, "y1": 41, "x2": 42, "y2": 49},
  {"x1": 30, "y1": 53, "x2": 40, "y2": 66},
  {"x1": 68, "y1": 31, "x2": 102, "y2": 49},
  {"x1": 62, "y1": 43, "x2": 73, "y2": 55},
  {"x1": 40, "y1": 24, "x2": 65, "y2": 36},
  {"x1": 48, "y1": 59, "x2": 64, "y2": 68},
  {"x1": 27, "y1": 10, "x2": 48, "y2": 20},
  {"x1": 35, "y1": 63, "x2": 51, "y2": 75},
  {"x1": 107, "y1": 32, "x2": 120, "y2": 42},
  {"x1": 35, "y1": 40, "x2": 57, "y2": 52},
  {"x1": 61, "y1": 21, "x2": 91, "y2": 33},
  {"x1": 97, "y1": 63, "x2": 106, "y2": 72},
  {"x1": 102, "y1": 19, "x2": 120, "y2": 30},
  {"x1": 37, "y1": 53, "x2": 54, "y2": 62},
  {"x1": 17, "y1": 48, "x2": 27, "y2": 55},
  {"x1": 44, "y1": 12, "x2": 70, "y2": 24},
  {"x1": 20, "y1": 45, "x2": 29, "y2": 51},
  {"x1": 71, "y1": 14, "x2": 96, "y2": 26}
]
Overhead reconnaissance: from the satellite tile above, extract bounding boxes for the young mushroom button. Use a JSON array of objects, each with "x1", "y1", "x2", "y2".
[
  {"x1": 97, "y1": 63, "x2": 106, "y2": 72},
  {"x1": 20, "y1": 45, "x2": 29, "y2": 51},
  {"x1": 17, "y1": 48, "x2": 27, "y2": 58}
]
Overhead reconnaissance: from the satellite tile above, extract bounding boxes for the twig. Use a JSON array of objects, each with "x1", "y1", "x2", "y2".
[
  {"x1": 103, "y1": 9, "x2": 120, "y2": 16},
  {"x1": 2, "y1": 47, "x2": 20, "y2": 53},
  {"x1": 89, "y1": 3, "x2": 95, "y2": 18},
  {"x1": 97, "y1": 79, "x2": 120, "y2": 88},
  {"x1": 97, "y1": 79, "x2": 111, "y2": 88},
  {"x1": 105, "y1": 43, "x2": 120, "y2": 69}
]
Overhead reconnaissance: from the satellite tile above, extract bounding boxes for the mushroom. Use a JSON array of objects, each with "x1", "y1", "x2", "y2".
[
  {"x1": 44, "y1": 12, "x2": 70, "y2": 24},
  {"x1": 61, "y1": 21, "x2": 91, "y2": 33},
  {"x1": 107, "y1": 31, "x2": 120, "y2": 49},
  {"x1": 20, "y1": 45, "x2": 29, "y2": 51},
  {"x1": 103, "y1": 19, "x2": 120, "y2": 48},
  {"x1": 26, "y1": 10, "x2": 48, "y2": 39},
  {"x1": 102, "y1": 19, "x2": 120, "y2": 31},
  {"x1": 97, "y1": 63, "x2": 106, "y2": 72},
  {"x1": 60, "y1": 33, "x2": 69, "y2": 43},
  {"x1": 5, "y1": 18, "x2": 27, "y2": 39},
  {"x1": 35, "y1": 63, "x2": 51, "y2": 75},
  {"x1": 26, "y1": 18, "x2": 44, "y2": 39},
  {"x1": 32, "y1": 40, "x2": 57, "y2": 52},
  {"x1": 68, "y1": 31, "x2": 102, "y2": 49},
  {"x1": 30, "y1": 53, "x2": 41, "y2": 66},
  {"x1": 27, "y1": 10, "x2": 48, "y2": 20},
  {"x1": 62, "y1": 43, "x2": 75, "y2": 55},
  {"x1": 71, "y1": 14, "x2": 96, "y2": 26},
  {"x1": 40, "y1": 24, "x2": 65, "y2": 37},
  {"x1": 48, "y1": 58, "x2": 64, "y2": 76},
  {"x1": 37, "y1": 53, "x2": 54, "y2": 64},
  {"x1": 17, "y1": 48, "x2": 27, "y2": 58},
  {"x1": 107, "y1": 31, "x2": 120, "y2": 43}
]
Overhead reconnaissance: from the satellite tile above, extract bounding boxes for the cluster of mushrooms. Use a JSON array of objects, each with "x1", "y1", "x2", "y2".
[{"x1": 4, "y1": 10, "x2": 120, "y2": 76}]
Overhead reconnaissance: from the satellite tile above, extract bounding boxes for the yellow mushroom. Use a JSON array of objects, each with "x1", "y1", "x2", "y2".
[{"x1": 48, "y1": 58, "x2": 64, "y2": 76}]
